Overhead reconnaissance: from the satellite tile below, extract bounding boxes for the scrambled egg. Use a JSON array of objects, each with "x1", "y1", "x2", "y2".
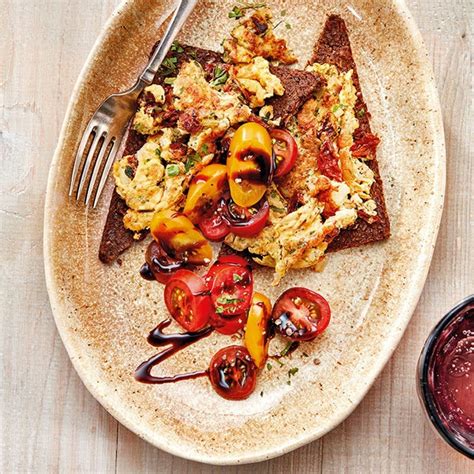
[
  {"x1": 173, "y1": 60, "x2": 251, "y2": 154},
  {"x1": 225, "y1": 63, "x2": 378, "y2": 284},
  {"x1": 113, "y1": 140, "x2": 186, "y2": 233},
  {"x1": 132, "y1": 84, "x2": 166, "y2": 135},
  {"x1": 223, "y1": 8, "x2": 296, "y2": 64},
  {"x1": 231, "y1": 56, "x2": 284, "y2": 107}
]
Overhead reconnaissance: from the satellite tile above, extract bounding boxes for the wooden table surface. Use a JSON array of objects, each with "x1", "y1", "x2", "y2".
[{"x1": 1, "y1": 0, "x2": 472, "y2": 472}]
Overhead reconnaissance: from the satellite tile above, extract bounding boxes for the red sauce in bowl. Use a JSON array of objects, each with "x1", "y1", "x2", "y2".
[{"x1": 419, "y1": 297, "x2": 474, "y2": 458}]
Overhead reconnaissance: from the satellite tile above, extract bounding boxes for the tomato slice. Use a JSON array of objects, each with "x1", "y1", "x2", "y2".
[
  {"x1": 271, "y1": 287, "x2": 331, "y2": 341},
  {"x1": 227, "y1": 122, "x2": 274, "y2": 208},
  {"x1": 183, "y1": 164, "x2": 228, "y2": 223},
  {"x1": 164, "y1": 270, "x2": 212, "y2": 332},
  {"x1": 199, "y1": 210, "x2": 230, "y2": 242},
  {"x1": 271, "y1": 129, "x2": 298, "y2": 178},
  {"x1": 205, "y1": 254, "x2": 250, "y2": 287},
  {"x1": 150, "y1": 210, "x2": 212, "y2": 265},
  {"x1": 210, "y1": 312, "x2": 247, "y2": 335},
  {"x1": 350, "y1": 133, "x2": 380, "y2": 158},
  {"x1": 318, "y1": 140, "x2": 343, "y2": 182},
  {"x1": 142, "y1": 240, "x2": 184, "y2": 284},
  {"x1": 209, "y1": 346, "x2": 257, "y2": 400},
  {"x1": 222, "y1": 198, "x2": 270, "y2": 237},
  {"x1": 244, "y1": 292, "x2": 273, "y2": 368},
  {"x1": 210, "y1": 265, "x2": 253, "y2": 317}
]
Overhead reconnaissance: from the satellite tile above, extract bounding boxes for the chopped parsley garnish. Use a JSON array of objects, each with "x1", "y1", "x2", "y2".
[
  {"x1": 266, "y1": 362, "x2": 272, "y2": 371},
  {"x1": 285, "y1": 22, "x2": 292, "y2": 29},
  {"x1": 161, "y1": 56, "x2": 178, "y2": 75},
  {"x1": 155, "y1": 148, "x2": 162, "y2": 158},
  {"x1": 270, "y1": 205, "x2": 286, "y2": 213},
  {"x1": 216, "y1": 295, "x2": 244, "y2": 305},
  {"x1": 200, "y1": 144, "x2": 209, "y2": 155},
  {"x1": 280, "y1": 9, "x2": 287, "y2": 16},
  {"x1": 185, "y1": 152, "x2": 202, "y2": 172},
  {"x1": 215, "y1": 306, "x2": 225, "y2": 314},
  {"x1": 280, "y1": 341, "x2": 298, "y2": 357},
  {"x1": 357, "y1": 108, "x2": 366, "y2": 118},
  {"x1": 209, "y1": 65, "x2": 229, "y2": 87},
  {"x1": 170, "y1": 41, "x2": 184, "y2": 53},
  {"x1": 229, "y1": 2, "x2": 266, "y2": 20},
  {"x1": 332, "y1": 103, "x2": 345, "y2": 113},
  {"x1": 288, "y1": 367, "x2": 299, "y2": 377},
  {"x1": 166, "y1": 164, "x2": 180, "y2": 177},
  {"x1": 124, "y1": 166, "x2": 134, "y2": 179},
  {"x1": 163, "y1": 77, "x2": 176, "y2": 85},
  {"x1": 233, "y1": 273, "x2": 243, "y2": 282}
]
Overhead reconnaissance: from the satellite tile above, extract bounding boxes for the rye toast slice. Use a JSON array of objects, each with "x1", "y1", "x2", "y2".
[
  {"x1": 311, "y1": 15, "x2": 390, "y2": 251},
  {"x1": 99, "y1": 46, "x2": 324, "y2": 263}
]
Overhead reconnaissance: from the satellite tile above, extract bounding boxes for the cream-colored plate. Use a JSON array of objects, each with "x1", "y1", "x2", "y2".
[{"x1": 44, "y1": 0, "x2": 445, "y2": 465}]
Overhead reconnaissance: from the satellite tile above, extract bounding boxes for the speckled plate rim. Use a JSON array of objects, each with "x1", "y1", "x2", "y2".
[{"x1": 44, "y1": 0, "x2": 445, "y2": 465}]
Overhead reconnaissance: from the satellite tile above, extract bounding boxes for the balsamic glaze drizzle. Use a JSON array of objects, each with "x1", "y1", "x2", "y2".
[{"x1": 134, "y1": 319, "x2": 213, "y2": 384}]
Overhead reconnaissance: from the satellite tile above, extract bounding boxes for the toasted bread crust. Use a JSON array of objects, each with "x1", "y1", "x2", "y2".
[
  {"x1": 98, "y1": 46, "x2": 320, "y2": 263},
  {"x1": 312, "y1": 15, "x2": 390, "y2": 251}
]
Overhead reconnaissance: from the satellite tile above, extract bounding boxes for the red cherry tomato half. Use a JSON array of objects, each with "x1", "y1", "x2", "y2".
[
  {"x1": 210, "y1": 265, "x2": 253, "y2": 317},
  {"x1": 209, "y1": 346, "x2": 257, "y2": 400},
  {"x1": 164, "y1": 270, "x2": 212, "y2": 332},
  {"x1": 205, "y1": 254, "x2": 250, "y2": 287},
  {"x1": 318, "y1": 140, "x2": 342, "y2": 182},
  {"x1": 271, "y1": 129, "x2": 298, "y2": 178},
  {"x1": 210, "y1": 312, "x2": 247, "y2": 335},
  {"x1": 143, "y1": 240, "x2": 184, "y2": 284},
  {"x1": 222, "y1": 199, "x2": 270, "y2": 238},
  {"x1": 199, "y1": 211, "x2": 230, "y2": 242},
  {"x1": 271, "y1": 287, "x2": 331, "y2": 341}
]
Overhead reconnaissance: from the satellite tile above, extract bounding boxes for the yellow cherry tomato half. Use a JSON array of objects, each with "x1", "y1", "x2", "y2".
[
  {"x1": 150, "y1": 210, "x2": 212, "y2": 265},
  {"x1": 183, "y1": 164, "x2": 227, "y2": 223},
  {"x1": 227, "y1": 122, "x2": 273, "y2": 208},
  {"x1": 244, "y1": 292, "x2": 273, "y2": 368}
]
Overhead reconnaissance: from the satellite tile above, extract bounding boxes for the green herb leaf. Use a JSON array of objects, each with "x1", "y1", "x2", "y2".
[
  {"x1": 285, "y1": 22, "x2": 292, "y2": 29},
  {"x1": 155, "y1": 148, "x2": 162, "y2": 158},
  {"x1": 166, "y1": 164, "x2": 180, "y2": 177},
  {"x1": 270, "y1": 205, "x2": 286, "y2": 213},
  {"x1": 266, "y1": 362, "x2": 272, "y2": 371},
  {"x1": 161, "y1": 56, "x2": 178, "y2": 75},
  {"x1": 280, "y1": 341, "x2": 298, "y2": 357},
  {"x1": 124, "y1": 166, "x2": 134, "y2": 179},
  {"x1": 215, "y1": 306, "x2": 225, "y2": 314},
  {"x1": 170, "y1": 41, "x2": 184, "y2": 53},
  {"x1": 288, "y1": 367, "x2": 299, "y2": 377},
  {"x1": 216, "y1": 295, "x2": 244, "y2": 305},
  {"x1": 233, "y1": 273, "x2": 243, "y2": 282},
  {"x1": 164, "y1": 77, "x2": 176, "y2": 85},
  {"x1": 185, "y1": 152, "x2": 202, "y2": 172},
  {"x1": 209, "y1": 65, "x2": 229, "y2": 87},
  {"x1": 280, "y1": 9, "x2": 287, "y2": 16},
  {"x1": 229, "y1": 6, "x2": 244, "y2": 19},
  {"x1": 200, "y1": 144, "x2": 209, "y2": 155},
  {"x1": 357, "y1": 108, "x2": 366, "y2": 118}
]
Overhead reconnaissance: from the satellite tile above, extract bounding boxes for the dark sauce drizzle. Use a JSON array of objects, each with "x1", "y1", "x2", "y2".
[{"x1": 135, "y1": 319, "x2": 214, "y2": 384}]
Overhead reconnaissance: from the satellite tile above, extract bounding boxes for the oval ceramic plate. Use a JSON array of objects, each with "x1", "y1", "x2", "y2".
[{"x1": 44, "y1": 0, "x2": 445, "y2": 465}]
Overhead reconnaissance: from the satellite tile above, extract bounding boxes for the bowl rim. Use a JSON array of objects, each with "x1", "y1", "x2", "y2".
[{"x1": 417, "y1": 294, "x2": 474, "y2": 460}]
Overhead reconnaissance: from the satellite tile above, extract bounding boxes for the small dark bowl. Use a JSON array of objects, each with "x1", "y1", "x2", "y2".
[{"x1": 417, "y1": 295, "x2": 474, "y2": 459}]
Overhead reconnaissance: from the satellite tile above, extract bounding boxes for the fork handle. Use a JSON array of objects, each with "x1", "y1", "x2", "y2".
[{"x1": 139, "y1": 0, "x2": 198, "y2": 84}]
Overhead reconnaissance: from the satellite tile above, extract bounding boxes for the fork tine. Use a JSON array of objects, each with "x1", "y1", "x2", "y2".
[
  {"x1": 92, "y1": 137, "x2": 120, "y2": 208},
  {"x1": 85, "y1": 135, "x2": 115, "y2": 206},
  {"x1": 76, "y1": 127, "x2": 106, "y2": 200},
  {"x1": 69, "y1": 123, "x2": 96, "y2": 196}
]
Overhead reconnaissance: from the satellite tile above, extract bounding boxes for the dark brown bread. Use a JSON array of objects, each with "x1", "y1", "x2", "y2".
[
  {"x1": 98, "y1": 46, "x2": 320, "y2": 263},
  {"x1": 311, "y1": 15, "x2": 390, "y2": 251},
  {"x1": 269, "y1": 66, "x2": 323, "y2": 124}
]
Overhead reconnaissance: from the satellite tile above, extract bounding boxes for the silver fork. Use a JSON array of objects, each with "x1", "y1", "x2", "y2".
[{"x1": 69, "y1": 0, "x2": 198, "y2": 208}]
